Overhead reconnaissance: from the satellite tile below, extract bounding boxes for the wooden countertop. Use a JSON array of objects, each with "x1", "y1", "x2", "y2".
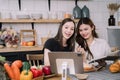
[
  {"x1": 44, "y1": 75, "x2": 71, "y2": 80},
  {"x1": 0, "y1": 46, "x2": 43, "y2": 53},
  {"x1": 45, "y1": 77, "x2": 71, "y2": 80}
]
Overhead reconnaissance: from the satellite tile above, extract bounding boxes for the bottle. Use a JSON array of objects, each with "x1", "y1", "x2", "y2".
[
  {"x1": 82, "y1": 5, "x2": 90, "y2": 18},
  {"x1": 108, "y1": 15, "x2": 115, "y2": 26},
  {"x1": 73, "y1": 0, "x2": 81, "y2": 19},
  {"x1": 62, "y1": 62, "x2": 68, "y2": 80}
]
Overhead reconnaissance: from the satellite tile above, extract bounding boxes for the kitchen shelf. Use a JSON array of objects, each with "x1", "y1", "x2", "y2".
[
  {"x1": 0, "y1": 19, "x2": 79, "y2": 23},
  {"x1": 0, "y1": 19, "x2": 79, "y2": 29},
  {"x1": 107, "y1": 26, "x2": 120, "y2": 29},
  {"x1": 22, "y1": 35, "x2": 35, "y2": 38}
]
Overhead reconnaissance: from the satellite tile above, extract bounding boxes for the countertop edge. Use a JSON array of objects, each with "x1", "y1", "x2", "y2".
[{"x1": 0, "y1": 46, "x2": 43, "y2": 53}]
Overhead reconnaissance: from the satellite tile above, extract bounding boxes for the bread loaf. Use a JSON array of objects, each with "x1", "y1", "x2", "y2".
[
  {"x1": 83, "y1": 63, "x2": 93, "y2": 71},
  {"x1": 109, "y1": 60, "x2": 120, "y2": 73}
]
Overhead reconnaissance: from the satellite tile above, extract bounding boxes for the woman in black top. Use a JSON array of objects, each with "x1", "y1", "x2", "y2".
[{"x1": 43, "y1": 18, "x2": 76, "y2": 66}]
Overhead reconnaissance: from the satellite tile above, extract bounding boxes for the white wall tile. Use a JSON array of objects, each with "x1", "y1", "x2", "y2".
[
  {"x1": 9, "y1": 0, "x2": 18, "y2": 11},
  {"x1": 0, "y1": 0, "x2": 9, "y2": 11},
  {"x1": 22, "y1": 0, "x2": 34, "y2": 11},
  {"x1": 0, "y1": 0, "x2": 118, "y2": 45},
  {"x1": 34, "y1": 0, "x2": 47, "y2": 11}
]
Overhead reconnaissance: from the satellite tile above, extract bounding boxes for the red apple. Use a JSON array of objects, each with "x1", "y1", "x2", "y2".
[{"x1": 42, "y1": 66, "x2": 51, "y2": 75}]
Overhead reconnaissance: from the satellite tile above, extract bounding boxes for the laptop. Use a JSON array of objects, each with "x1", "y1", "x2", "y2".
[{"x1": 48, "y1": 52, "x2": 84, "y2": 75}]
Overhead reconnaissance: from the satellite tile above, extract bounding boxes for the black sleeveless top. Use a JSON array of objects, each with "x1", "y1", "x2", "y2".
[{"x1": 43, "y1": 38, "x2": 72, "y2": 52}]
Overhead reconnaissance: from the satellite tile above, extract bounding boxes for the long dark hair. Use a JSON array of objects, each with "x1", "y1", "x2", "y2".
[
  {"x1": 76, "y1": 18, "x2": 98, "y2": 59},
  {"x1": 55, "y1": 18, "x2": 76, "y2": 51}
]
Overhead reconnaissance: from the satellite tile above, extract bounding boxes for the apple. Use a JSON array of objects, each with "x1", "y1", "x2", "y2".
[{"x1": 42, "y1": 66, "x2": 51, "y2": 75}]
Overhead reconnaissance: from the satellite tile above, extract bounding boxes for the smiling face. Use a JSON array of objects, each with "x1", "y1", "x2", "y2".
[
  {"x1": 62, "y1": 21, "x2": 75, "y2": 40},
  {"x1": 79, "y1": 24, "x2": 94, "y2": 40}
]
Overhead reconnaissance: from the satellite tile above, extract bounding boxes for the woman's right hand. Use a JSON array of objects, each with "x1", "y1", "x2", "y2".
[
  {"x1": 76, "y1": 46, "x2": 87, "y2": 62},
  {"x1": 76, "y1": 46, "x2": 86, "y2": 55}
]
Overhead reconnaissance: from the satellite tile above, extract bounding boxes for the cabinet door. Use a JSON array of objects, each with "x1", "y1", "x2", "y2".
[
  {"x1": 0, "y1": 52, "x2": 19, "y2": 62},
  {"x1": 0, "y1": 50, "x2": 43, "y2": 62},
  {"x1": 107, "y1": 29, "x2": 120, "y2": 48}
]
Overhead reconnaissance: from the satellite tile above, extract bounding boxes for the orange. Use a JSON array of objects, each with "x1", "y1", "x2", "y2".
[
  {"x1": 27, "y1": 41, "x2": 34, "y2": 46},
  {"x1": 21, "y1": 41, "x2": 27, "y2": 46}
]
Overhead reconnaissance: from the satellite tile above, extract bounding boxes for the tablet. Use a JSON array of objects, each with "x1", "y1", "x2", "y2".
[{"x1": 48, "y1": 52, "x2": 84, "y2": 74}]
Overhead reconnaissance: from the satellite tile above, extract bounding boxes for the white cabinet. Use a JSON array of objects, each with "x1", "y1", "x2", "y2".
[{"x1": 107, "y1": 26, "x2": 120, "y2": 48}]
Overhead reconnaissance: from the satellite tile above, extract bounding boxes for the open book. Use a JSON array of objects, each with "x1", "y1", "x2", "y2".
[
  {"x1": 108, "y1": 50, "x2": 120, "y2": 56},
  {"x1": 88, "y1": 50, "x2": 120, "y2": 63},
  {"x1": 88, "y1": 56, "x2": 107, "y2": 64}
]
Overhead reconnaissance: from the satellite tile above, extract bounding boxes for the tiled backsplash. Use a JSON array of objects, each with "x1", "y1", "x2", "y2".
[{"x1": 0, "y1": 0, "x2": 118, "y2": 45}]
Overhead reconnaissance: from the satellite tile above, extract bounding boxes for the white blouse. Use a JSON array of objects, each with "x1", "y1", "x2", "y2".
[
  {"x1": 88, "y1": 38, "x2": 111, "y2": 60},
  {"x1": 75, "y1": 38, "x2": 111, "y2": 63}
]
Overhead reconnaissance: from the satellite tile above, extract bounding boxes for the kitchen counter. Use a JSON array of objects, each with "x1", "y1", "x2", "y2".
[
  {"x1": 0, "y1": 46, "x2": 43, "y2": 62},
  {"x1": 0, "y1": 46, "x2": 43, "y2": 53},
  {"x1": 44, "y1": 65, "x2": 120, "y2": 80},
  {"x1": 86, "y1": 65, "x2": 120, "y2": 80}
]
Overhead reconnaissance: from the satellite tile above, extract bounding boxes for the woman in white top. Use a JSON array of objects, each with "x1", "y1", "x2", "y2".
[{"x1": 75, "y1": 18, "x2": 111, "y2": 66}]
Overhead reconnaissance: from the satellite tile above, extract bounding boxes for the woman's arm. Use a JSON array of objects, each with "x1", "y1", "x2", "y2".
[
  {"x1": 75, "y1": 43, "x2": 87, "y2": 63},
  {"x1": 44, "y1": 48, "x2": 51, "y2": 66}
]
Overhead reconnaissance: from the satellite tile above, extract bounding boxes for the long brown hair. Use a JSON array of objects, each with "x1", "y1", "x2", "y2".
[
  {"x1": 76, "y1": 18, "x2": 98, "y2": 59},
  {"x1": 55, "y1": 18, "x2": 76, "y2": 51}
]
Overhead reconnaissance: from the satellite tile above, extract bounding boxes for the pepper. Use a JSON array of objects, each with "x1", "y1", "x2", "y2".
[
  {"x1": 20, "y1": 70, "x2": 33, "y2": 80},
  {"x1": 20, "y1": 62, "x2": 33, "y2": 80},
  {"x1": 22, "y1": 62, "x2": 30, "y2": 71},
  {"x1": 30, "y1": 67, "x2": 43, "y2": 78}
]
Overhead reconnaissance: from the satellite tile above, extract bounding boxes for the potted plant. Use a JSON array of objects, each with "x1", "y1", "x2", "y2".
[
  {"x1": 107, "y1": 3, "x2": 120, "y2": 26},
  {"x1": 0, "y1": 27, "x2": 20, "y2": 48}
]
